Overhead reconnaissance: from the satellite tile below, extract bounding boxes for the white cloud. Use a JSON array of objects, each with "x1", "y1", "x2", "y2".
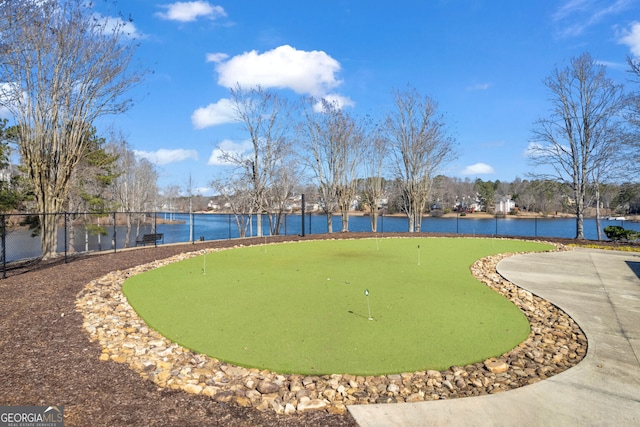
[
  {"x1": 524, "y1": 141, "x2": 550, "y2": 158},
  {"x1": 94, "y1": 13, "x2": 143, "y2": 39},
  {"x1": 552, "y1": 0, "x2": 590, "y2": 22},
  {"x1": 134, "y1": 148, "x2": 198, "y2": 165},
  {"x1": 553, "y1": 0, "x2": 632, "y2": 37},
  {"x1": 312, "y1": 93, "x2": 355, "y2": 112},
  {"x1": 215, "y1": 45, "x2": 343, "y2": 97},
  {"x1": 595, "y1": 59, "x2": 626, "y2": 69},
  {"x1": 192, "y1": 98, "x2": 237, "y2": 129},
  {"x1": 525, "y1": 141, "x2": 571, "y2": 159},
  {"x1": 156, "y1": 1, "x2": 226, "y2": 22},
  {"x1": 466, "y1": 83, "x2": 490, "y2": 91},
  {"x1": 194, "y1": 186, "x2": 212, "y2": 195},
  {"x1": 619, "y1": 21, "x2": 640, "y2": 57},
  {"x1": 196, "y1": 45, "x2": 351, "y2": 129},
  {"x1": 205, "y1": 52, "x2": 229, "y2": 63},
  {"x1": 207, "y1": 139, "x2": 252, "y2": 166},
  {"x1": 461, "y1": 163, "x2": 495, "y2": 175}
]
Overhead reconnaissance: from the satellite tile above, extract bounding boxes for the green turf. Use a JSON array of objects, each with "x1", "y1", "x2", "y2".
[{"x1": 122, "y1": 238, "x2": 553, "y2": 375}]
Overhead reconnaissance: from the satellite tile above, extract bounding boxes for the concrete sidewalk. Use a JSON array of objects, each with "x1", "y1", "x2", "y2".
[{"x1": 347, "y1": 248, "x2": 640, "y2": 426}]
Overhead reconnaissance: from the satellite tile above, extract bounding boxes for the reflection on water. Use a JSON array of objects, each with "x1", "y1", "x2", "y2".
[{"x1": 3, "y1": 213, "x2": 636, "y2": 263}]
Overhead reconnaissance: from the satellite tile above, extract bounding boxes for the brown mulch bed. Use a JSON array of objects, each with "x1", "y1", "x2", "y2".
[
  {"x1": 0, "y1": 232, "x2": 615, "y2": 426},
  {"x1": 0, "y1": 234, "x2": 363, "y2": 426}
]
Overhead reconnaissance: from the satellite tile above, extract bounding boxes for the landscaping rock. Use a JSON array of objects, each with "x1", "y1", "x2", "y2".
[
  {"x1": 297, "y1": 398, "x2": 328, "y2": 413},
  {"x1": 257, "y1": 380, "x2": 281, "y2": 394},
  {"x1": 484, "y1": 359, "x2": 509, "y2": 374},
  {"x1": 76, "y1": 243, "x2": 587, "y2": 415}
]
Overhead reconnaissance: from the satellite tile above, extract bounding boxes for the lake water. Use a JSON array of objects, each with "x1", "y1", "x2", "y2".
[{"x1": 3, "y1": 213, "x2": 637, "y2": 263}]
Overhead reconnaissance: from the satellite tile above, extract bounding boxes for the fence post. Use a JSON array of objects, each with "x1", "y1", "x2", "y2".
[
  {"x1": 301, "y1": 194, "x2": 305, "y2": 237},
  {"x1": 64, "y1": 213, "x2": 68, "y2": 263},
  {"x1": 1, "y1": 214, "x2": 6, "y2": 279},
  {"x1": 190, "y1": 211, "x2": 194, "y2": 244},
  {"x1": 113, "y1": 211, "x2": 117, "y2": 253}
]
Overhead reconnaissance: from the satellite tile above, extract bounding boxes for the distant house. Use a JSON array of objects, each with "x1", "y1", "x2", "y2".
[
  {"x1": 304, "y1": 202, "x2": 320, "y2": 212},
  {"x1": 495, "y1": 196, "x2": 515, "y2": 214}
]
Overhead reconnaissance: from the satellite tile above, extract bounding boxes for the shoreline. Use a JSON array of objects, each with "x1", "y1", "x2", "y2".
[{"x1": 195, "y1": 210, "x2": 638, "y2": 222}]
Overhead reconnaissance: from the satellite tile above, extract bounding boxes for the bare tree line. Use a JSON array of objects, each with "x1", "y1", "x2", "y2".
[{"x1": 213, "y1": 85, "x2": 458, "y2": 236}]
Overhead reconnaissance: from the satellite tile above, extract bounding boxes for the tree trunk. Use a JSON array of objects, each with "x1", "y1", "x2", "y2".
[
  {"x1": 125, "y1": 213, "x2": 132, "y2": 248},
  {"x1": 341, "y1": 211, "x2": 349, "y2": 232},
  {"x1": 407, "y1": 211, "x2": 415, "y2": 233},
  {"x1": 39, "y1": 212, "x2": 58, "y2": 259},
  {"x1": 97, "y1": 216, "x2": 102, "y2": 251},
  {"x1": 67, "y1": 214, "x2": 77, "y2": 254},
  {"x1": 595, "y1": 184, "x2": 602, "y2": 241},
  {"x1": 37, "y1": 193, "x2": 66, "y2": 259},
  {"x1": 414, "y1": 210, "x2": 422, "y2": 233},
  {"x1": 576, "y1": 210, "x2": 584, "y2": 239},
  {"x1": 84, "y1": 213, "x2": 89, "y2": 252},
  {"x1": 340, "y1": 200, "x2": 349, "y2": 232},
  {"x1": 326, "y1": 213, "x2": 333, "y2": 233},
  {"x1": 256, "y1": 211, "x2": 263, "y2": 237},
  {"x1": 406, "y1": 198, "x2": 422, "y2": 233},
  {"x1": 135, "y1": 218, "x2": 141, "y2": 242},
  {"x1": 268, "y1": 211, "x2": 284, "y2": 236},
  {"x1": 370, "y1": 210, "x2": 378, "y2": 233}
]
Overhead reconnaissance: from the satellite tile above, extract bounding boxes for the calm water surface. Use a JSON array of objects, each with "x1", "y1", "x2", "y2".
[{"x1": 4, "y1": 213, "x2": 637, "y2": 263}]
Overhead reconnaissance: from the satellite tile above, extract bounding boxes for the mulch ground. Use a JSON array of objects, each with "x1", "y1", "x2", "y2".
[{"x1": 0, "y1": 232, "x2": 619, "y2": 426}]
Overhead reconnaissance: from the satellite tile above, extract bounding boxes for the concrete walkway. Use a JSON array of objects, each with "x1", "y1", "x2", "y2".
[{"x1": 348, "y1": 248, "x2": 640, "y2": 426}]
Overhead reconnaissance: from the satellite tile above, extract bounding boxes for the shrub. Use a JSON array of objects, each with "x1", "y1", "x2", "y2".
[{"x1": 604, "y1": 225, "x2": 639, "y2": 242}]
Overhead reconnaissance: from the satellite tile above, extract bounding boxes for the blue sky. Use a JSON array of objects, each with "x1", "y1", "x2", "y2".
[{"x1": 93, "y1": 0, "x2": 640, "y2": 195}]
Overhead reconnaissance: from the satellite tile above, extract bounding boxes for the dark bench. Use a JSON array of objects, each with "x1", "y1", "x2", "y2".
[{"x1": 135, "y1": 233, "x2": 164, "y2": 246}]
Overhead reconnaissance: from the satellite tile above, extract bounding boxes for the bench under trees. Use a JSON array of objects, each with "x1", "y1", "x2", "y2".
[{"x1": 135, "y1": 233, "x2": 164, "y2": 246}]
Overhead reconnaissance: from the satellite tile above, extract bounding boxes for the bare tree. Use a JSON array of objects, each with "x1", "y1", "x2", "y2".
[
  {"x1": 264, "y1": 160, "x2": 301, "y2": 235},
  {"x1": 360, "y1": 122, "x2": 387, "y2": 232},
  {"x1": 107, "y1": 138, "x2": 158, "y2": 247},
  {"x1": 211, "y1": 175, "x2": 253, "y2": 238},
  {"x1": 385, "y1": 86, "x2": 457, "y2": 232},
  {"x1": 0, "y1": 0, "x2": 146, "y2": 258},
  {"x1": 298, "y1": 98, "x2": 364, "y2": 232},
  {"x1": 65, "y1": 128, "x2": 119, "y2": 252},
  {"x1": 624, "y1": 56, "x2": 640, "y2": 177},
  {"x1": 217, "y1": 85, "x2": 293, "y2": 237},
  {"x1": 530, "y1": 53, "x2": 628, "y2": 239},
  {"x1": 430, "y1": 175, "x2": 457, "y2": 212}
]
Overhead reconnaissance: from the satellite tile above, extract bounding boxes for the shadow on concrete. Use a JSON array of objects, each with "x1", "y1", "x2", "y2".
[{"x1": 625, "y1": 261, "x2": 640, "y2": 280}]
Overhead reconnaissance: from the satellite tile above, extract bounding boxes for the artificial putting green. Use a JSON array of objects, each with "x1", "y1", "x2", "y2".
[{"x1": 122, "y1": 238, "x2": 553, "y2": 375}]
